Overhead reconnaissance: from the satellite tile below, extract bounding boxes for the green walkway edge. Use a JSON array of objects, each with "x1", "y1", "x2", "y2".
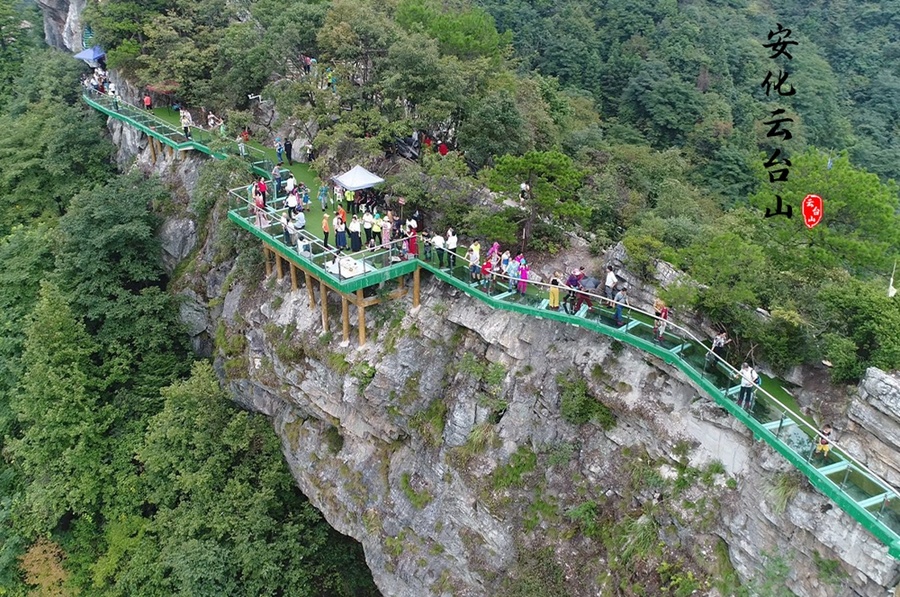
[
  {"x1": 227, "y1": 210, "x2": 419, "y2": 293},
  {"x1": 82, "y1": 91, "x2": 900, "y2": 560},
  {"x1": 82, "y1": 91, "x2": 273, "y2": 178},
  {"x1": 418, "y1": 261, "x2": 900, "y2": 560}
]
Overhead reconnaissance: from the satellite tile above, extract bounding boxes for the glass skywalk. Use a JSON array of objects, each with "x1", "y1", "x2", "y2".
[{"x1": 84, "y1": 90, "x2": 900, "y2": 560}]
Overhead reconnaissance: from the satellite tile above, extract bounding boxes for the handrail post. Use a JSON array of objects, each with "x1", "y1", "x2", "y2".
[{"x1": 775, "y1": 412, "x2": 786, "y2": 438}]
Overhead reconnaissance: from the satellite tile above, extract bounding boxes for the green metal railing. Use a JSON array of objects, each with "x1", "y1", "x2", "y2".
[
  {"x1": 419, "y1": 252, "x2": 900, "y2": 560},
  {"x1": 83, "y1": 88, "x2": 900, "y2": 559},
  {"x1": 81, "y1": 88, "x2": 274, "y2": 177},
  {"x1": 227, "y1": 189, "x2": 419, "y2": 293},
  {"x1": 231, "y1": 209, "x2": 900, "y2": 559}
]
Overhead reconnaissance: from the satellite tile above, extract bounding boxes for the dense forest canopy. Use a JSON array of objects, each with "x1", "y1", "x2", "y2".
[{"x1": 0, "y1": 2, "x2": 378, "y2": 594}]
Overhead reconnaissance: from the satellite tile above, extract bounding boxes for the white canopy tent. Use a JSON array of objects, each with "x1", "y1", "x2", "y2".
[{"x1": 332, "y1": 165, "x2": 385, "y2": 191}]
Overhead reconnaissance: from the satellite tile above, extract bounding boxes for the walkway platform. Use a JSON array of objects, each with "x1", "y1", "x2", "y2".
[{"x1": 84, "y1": 89, "x2": 900, "y2": 561}]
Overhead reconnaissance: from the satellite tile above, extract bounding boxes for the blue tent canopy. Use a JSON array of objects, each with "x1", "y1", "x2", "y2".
[{"x1": 73, "y1": 45, "x2": 105, "y2": 62}]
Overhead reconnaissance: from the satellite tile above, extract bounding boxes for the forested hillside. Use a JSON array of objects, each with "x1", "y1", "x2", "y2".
[
  {"x1": 0, "y1": 3, "x2": 377, "y2": 594},
  {"x1": 83, "y1": 0, "x2": 900, "y2": 378}
]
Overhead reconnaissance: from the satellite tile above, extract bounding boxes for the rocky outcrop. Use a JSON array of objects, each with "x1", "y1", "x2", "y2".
[
  {"x1": 843, "y1": 368, "x2": 900, "y2": 487},
  {"x1": 725, "y1": 445, "x2": 898, "y2": 596},
  {"x1": 160, "y1": 219, "x2": 198, "y2": 271},
  {"x1": 207, "y1": 264, "x2": 899, "y2": 596},
  {"x1": 36, "y1": 0, "x2": 85, "y2": 51}
]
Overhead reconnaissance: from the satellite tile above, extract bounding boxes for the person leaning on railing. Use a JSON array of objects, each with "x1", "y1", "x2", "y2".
[
  {"x1": 431, "y1": 231, "x2": 444, "y2": 267},
  {"x1": 613, "y1": 286, "x2": 629, "y2": 326},
  {"x1": 280, "y1": 213, "x2": 296, "y2": 246},
  {"x1": 734, "y1": 362, "x2": 759, "y2": 411},
  {"x1": 445, "y1": 228, "x2": 458, "y2": 268}
]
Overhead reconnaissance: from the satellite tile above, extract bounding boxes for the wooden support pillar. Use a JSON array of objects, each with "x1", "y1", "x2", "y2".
[
  {"x1": 320, "y1": 279, "x2": 329, "y2": 331},
  {"x1": 263, "y1": 246, "x2": 271, "y2": 276},
  {"x1": 290, "y1": 263, "x2": 298, "y2": 291},
  {"x1": 342, "y1": 296, "x2": 350, "y2": 344},
  {"x1": 148, "y1": 136, "x2": 157, "y2": 162},
  {"x1": 413, "y1": 267, "x2": 421, "y2": 308},
  {"x1": 397, "y1": 275, "x2": 404, "y2": 294},
  {"x1": 305, "y1": 271, "x2": 315, "y2": 307},
  {"x1": 357, "y1": 289, "x2": 366, "y2": 346},
  {"x1": 275, "y1": 252, "x2": 283, "y2": 279}
]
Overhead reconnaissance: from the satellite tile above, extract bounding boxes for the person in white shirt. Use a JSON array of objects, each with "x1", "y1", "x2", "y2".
[
  {"x1": 348, "y1": 215, "x2": 362, "y2": 252},
  {"x1": 446, "y1": 228, "x2": 458, "y2": 268},
  {"x1": 604, "y1": 265, "x2": 618, "y2": 302},
  {"x1": 285, "y1": 174, "x2": 296, "y2": 195},
  {"x1": 362, "y1": 210, "x2": 374, "y2": 246},
  {"x1": 431, "y1": 232, "x2": 445, "y2": 267},
  {"x1": 735, "y1": 362, "x2": 759, "y2": 410},
  {"x1": 280, "y1": 214, "x2": 295, "y2": 246},
  {"x1": 286, "y1": 191, "x2": 298, "y2": 216}
]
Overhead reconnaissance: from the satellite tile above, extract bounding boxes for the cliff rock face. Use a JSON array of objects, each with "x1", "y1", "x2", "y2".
[
  {"x1": 844, "y1": 369, "x2": 900, "y2": 487},
  {"x1": 204, "y1": 261, "x2": 898, "y2": 596},
  {"x1": 36, "y1": 0, "x2": 84, "y2": 51}
]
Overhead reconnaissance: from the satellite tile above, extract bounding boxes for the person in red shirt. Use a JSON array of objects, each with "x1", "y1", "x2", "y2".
[
  {"x1": 480, "y1": 259, "x2": 493, "y2": 289},
  {"x1": 256, "y1": 177, "x2": 268, "y2": 204},
  {"x1": 408, "y1": 227, "x2": 418, "y2": 256},
  {"x1": 143, "y1": 94, "x2": 152, "y2": 110}
]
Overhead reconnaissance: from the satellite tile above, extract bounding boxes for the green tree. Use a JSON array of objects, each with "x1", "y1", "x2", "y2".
[
  {"x1": 0, "y1": 50, "x2": 115, "y2": 236},
  {"x1": 485, "y1": 151, "x2": 586, "y2": 251},
  {"x1": 817, "y1": 278, "x2": 900, "y2": 383},
  {"x1": 459, "y1": 90, "x2": 531, "y2": 168},
  {"x1": 93, "y1": 362, "x2": 378, "y2": 596},
  {"x1": 395, "y1": 0, "x2": 511, "y2": 61},
  {"x1": 678, "y1": 224, "x2": 769, "y2": 323},
  {"x1": 0, "y1": 0, "x2": 41, "y2": 107},
  {"x1": 749, "y1": 150, "x2": 900, "y2": 276},
  {"x1": 379, "y1": 32, "x2": 465, "y2": 129},
  {"x1": 54, "y1": 173, "x2": 167, "y2": 324},
  {"x1": 7, "y1": 283, "x2": 112, "y2": 534},
  {"x1": 317, "y1": 0, "x2": 397, "y2": 85}
]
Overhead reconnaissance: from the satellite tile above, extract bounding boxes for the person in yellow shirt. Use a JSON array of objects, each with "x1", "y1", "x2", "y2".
[{"x1": 549, "y1": 272, "x2": 562, "y2": 310}]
